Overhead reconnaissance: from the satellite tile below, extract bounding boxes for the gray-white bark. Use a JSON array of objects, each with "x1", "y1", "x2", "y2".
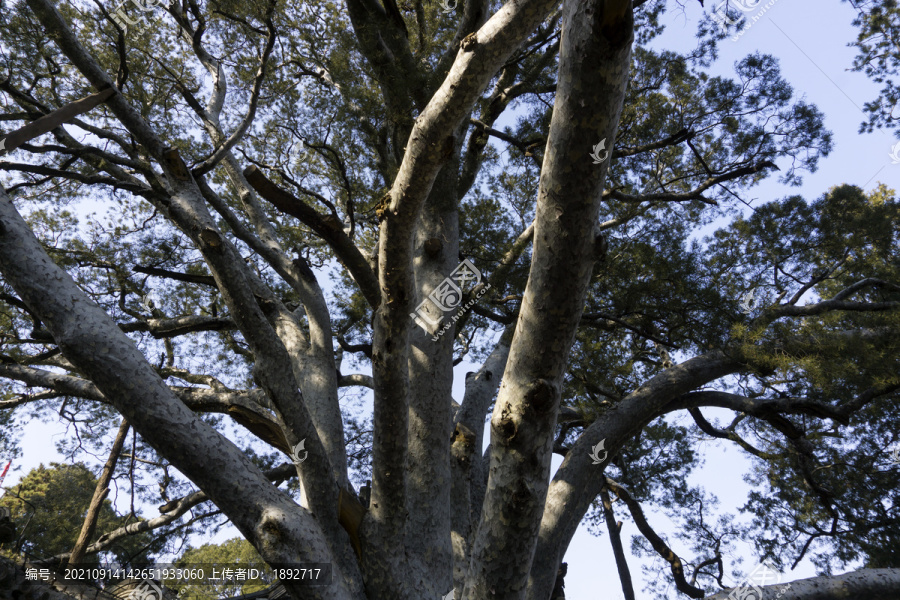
[
  {"x1": 705, "y1": 568, "x2": 900, "y2": 600},
  {"x1": 464, "y1": 0, "x2": 634, "y2": 597},
  {"x1": 0, "y1": 186, "x2": 361, "y2": 599}
]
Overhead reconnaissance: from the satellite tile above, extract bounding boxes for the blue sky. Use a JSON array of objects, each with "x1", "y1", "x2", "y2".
[{"x1": 3, "y1": 0, "x2": 898, "y2": 599}]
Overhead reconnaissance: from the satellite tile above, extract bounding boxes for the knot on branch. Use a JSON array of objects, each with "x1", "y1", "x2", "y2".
[
  {"x1": 593, "y1": 230, "x2": 608, "y2": 263},
  {"x1": 493, "y1": 402, "x2": 518, "y2": 443},
  {"x1": 198, "y1": 228, "x2": 223, "y2": 249},
  {"x1": 424, "y1": 237, "x2": 443, "y2": 258},
  {"x1": 524, "y1": 378, "x2": 556, "y2": 414}
]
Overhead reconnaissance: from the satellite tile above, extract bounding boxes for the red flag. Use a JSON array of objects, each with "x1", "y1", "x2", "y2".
[{"x1": 0, "y1": 460, "x2": 11, "y2": 487}]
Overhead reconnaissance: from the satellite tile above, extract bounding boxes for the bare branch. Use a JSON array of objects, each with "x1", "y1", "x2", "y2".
[
  {"x1": 69, "y1": 418, "x2": 130, "y2": 566},
  {"x1": 605, "y1": 478, "x2": 704, "y2": 599}
]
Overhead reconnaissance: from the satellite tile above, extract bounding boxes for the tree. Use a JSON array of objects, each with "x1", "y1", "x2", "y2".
[
  {"x1": 173, "y1": 537, "x2": 274, "y2": 599},
  {"x1": 0, "y1": 463, "x2": 157, "y2": 566},
  {"x1": 0, "y1": 0, "x2": 896, "y2": 599},
  {"x1": 845, "y1": 0, "x2": 900, "y2": 135}
]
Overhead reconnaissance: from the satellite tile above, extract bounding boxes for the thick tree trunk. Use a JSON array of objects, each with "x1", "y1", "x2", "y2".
[
  {"x1": 463, "y1": 0, "x2": 634, "y2": 597},
  {"x1": 404, "y1": 163, "x2": 462, "y2": 597}
]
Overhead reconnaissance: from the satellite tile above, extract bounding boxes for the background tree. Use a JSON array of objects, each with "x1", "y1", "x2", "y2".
[
  {"x1": 173, "y1": 537, "x2": 274, "y2": 599},
  {"x1": 0, "y1": 0, "x2": 896, "y2": 599},
  {"x1": 845, "y1": 0, "x2": 900, "y2": 134},
  {"x1": 0, "y1": 463, "x2": 158, "y2": 566}
]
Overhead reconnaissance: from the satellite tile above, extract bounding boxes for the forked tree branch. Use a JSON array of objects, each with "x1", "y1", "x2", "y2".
[
  {"x1": 0, "y1": 182, "x2": 357, "y2": 598},
  {"x1": 243, "y1": 166, "x2": 381, "y2": 308},
  {"x1": 605, "y1": 478, "x2": 703, "y2": 598}
]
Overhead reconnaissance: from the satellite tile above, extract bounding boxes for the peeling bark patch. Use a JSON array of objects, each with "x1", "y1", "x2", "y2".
[
  {"x1": 493, "y1": 403, "x2": 517, "y2": 443},
  {"x1": 441, "y1": 134, "x2": 456, "y2": 160},
  {"x1": 509, "y1": 478, "x2": 535, "y2": 517},
  {"x1": 198, "y1": 228, "x2": 222, "y2": 249}
]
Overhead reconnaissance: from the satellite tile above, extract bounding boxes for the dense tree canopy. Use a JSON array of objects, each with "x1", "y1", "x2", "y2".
[
  {"x1": 0, "y1": 0, "x2": 897, "y2": 599},
  {"x1": 174, "y1": 537, "x2": 273, "y2": 598},
  {"x1": 0, "y1": 463, "x2": 158, "y2": 565}
]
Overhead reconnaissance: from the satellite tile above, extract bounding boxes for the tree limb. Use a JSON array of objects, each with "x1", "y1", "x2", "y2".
[
  {"x1": 68, "y1": 418, "x2": 130, "y2": 567},
  {"x1": 243, "y1": 166, "x2": 380, "y2": 308},
  {"x1": 704, "y1": 568, "x2": 900, "y2": 600},
  {"x1": 600, "y1": 485, "x2": 636, "y2": 600},
  {"x1": 605, "y1": 478, "x2": 704, "y2": 598}
]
